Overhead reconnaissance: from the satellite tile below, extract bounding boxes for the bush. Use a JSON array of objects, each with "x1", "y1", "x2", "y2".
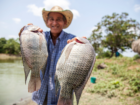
[
  {"x1": 129, "y1": 78, "x2": 140, "y2": 93},
  {"x1": 0, "y1": 38, "x2": 7, "y2": 53},
  {"x1": 0, "y1": 38, "x2": 20, "y2": 55},
  {"x1": 96, "y1": 48, "x2": 111, "y2": 58},
  {"x1": 133, "y1": 54, "x2": 140, "y2": 60}
]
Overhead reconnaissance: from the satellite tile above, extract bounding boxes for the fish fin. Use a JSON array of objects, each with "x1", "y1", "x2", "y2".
[
  {"x1": 63, "y1": 42, "x2": 75, "y2": 62},
  {"x1": 74, "y1": 56, "x2": 96, "y2": 105},
  {"x1": 40, "y1": 58, "x2": 47, "y2": 78},
  {"x1": 23, "y1": 61, "x2": 30, "y2": 84},
  {"x1": 57, "y1": 94, "x2": 73, "y2": 105},
  {"x1": 57, "y1": 42, "x2": 75, "y2": 65},
  {"x1": 73, "y1": 86, "x2": 82, "y2": 105},
  {"x1": 20, "y1": 44, "x2": 31, "y2": 84},
  {"x1": 28, "y1": 76, "x2": 41, "y2": 93},
  {"x1": 55, "y1": 75, "x2": 60, "y2": 96}
]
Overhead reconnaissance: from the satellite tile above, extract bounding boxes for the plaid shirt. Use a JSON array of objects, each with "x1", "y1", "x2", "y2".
[{"x1": 32, "y1": 30, "x2": 75, "y2": 105}]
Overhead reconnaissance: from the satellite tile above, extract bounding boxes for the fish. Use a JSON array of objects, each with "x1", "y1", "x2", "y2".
[
  {"x1": 132, "y1": 39, "x2": 140, "y2": 54},
  {"x1": 19, "y1": 25, "x2": 48, "y2": 93},
  {"x1": 55, "y1": 37, "x2": 96, "y2": 105}
]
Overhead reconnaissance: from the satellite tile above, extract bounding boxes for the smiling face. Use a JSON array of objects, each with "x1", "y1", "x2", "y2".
[{"x1": 47, "y1": 12, "x2": 67, "y2": 36}]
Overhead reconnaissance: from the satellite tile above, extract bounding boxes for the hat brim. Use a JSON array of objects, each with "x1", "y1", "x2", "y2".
[{"x1": 42, "y1": 9, "x2": 73, "y2": 29}]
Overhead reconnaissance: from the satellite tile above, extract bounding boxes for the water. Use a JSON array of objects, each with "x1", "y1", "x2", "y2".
[{"x1": 0, "y1": 60, "x2": 32, "y2": 105}]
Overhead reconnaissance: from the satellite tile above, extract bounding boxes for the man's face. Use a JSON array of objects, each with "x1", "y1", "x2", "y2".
[{"x1": 47, "y1": 12, "x2": 67, "y2": 35}]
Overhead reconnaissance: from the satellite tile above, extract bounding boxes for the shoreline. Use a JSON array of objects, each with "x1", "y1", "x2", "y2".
[
  {"x1": 0, "y1": 53, "x2": 21, "y2": 60},
  {"x1": 12, "y1": 96, "x2": 37, "y2": 105}
]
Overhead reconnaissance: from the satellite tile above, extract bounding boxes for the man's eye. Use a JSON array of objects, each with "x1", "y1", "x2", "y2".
[
  {"x1": 57, "y1": 19, "x2": 62, "y2": 21},
  {"x1": 49, "y1": 18, "x2": 53, "y2": 21}
]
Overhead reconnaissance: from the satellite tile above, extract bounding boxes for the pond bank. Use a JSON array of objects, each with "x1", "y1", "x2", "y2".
[
  {"x1": 12, "y1": 97, "x2": 37, "y2": 105},
  {"x1": 0, "y1": 53, "x2": 21, "y2": 60}
]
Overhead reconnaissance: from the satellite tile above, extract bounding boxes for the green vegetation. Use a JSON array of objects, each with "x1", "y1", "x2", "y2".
[
  {"x1": 0, "y1": 38, "x2": 20, "y2": 55},
  {"x1": 89, "y1": 12, "x2": 140, "y2": 57},
  {"x1": 133, "y1": 54, "x2": 140, "y2": 60},
  {"x1": 86, "y1": 57, "x2": 140, "y2": 104},
  {"x1": 96, "y1": 47, "x2": 123, "y2": 59}
]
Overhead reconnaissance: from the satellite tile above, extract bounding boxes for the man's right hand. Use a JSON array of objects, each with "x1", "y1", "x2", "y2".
[{"x1": 18, "y1": 23, "x2": 43, "y2": 37}]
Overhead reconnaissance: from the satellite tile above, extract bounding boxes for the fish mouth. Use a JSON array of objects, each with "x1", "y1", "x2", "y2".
[
  {"x1": 31, "y1": 31, "x2": 38, "y2": 33},
  {"x1": 75, "y1": 38, "x2": 84, "y2": 44}
]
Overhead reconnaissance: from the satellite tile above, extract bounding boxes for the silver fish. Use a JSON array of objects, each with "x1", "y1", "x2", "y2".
[
  {"x1": 55, "y1": 37, "x2": 96, "y2": 105},
  {"x1": 132, "y1": 39, "x2": 140, "y2": 54},
  {"x1": 19, "y1": 25, "x2": 48, "y2": 93}
]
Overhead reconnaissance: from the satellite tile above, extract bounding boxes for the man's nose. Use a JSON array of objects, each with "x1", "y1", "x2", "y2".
[{"x1": 52, "y1": 20, "x2": 57, "y2": 25}]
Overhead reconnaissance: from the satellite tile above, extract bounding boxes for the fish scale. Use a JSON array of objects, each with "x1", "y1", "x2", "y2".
[
  {"x1": 20, "y1": 25, "x2": 48, "y2": 93},
  {"x1": 56, "y1": 38, "x2": 96, "y2": 105}
]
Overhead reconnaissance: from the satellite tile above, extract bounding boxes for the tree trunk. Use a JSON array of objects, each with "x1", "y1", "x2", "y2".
[{"x1": 110, "y1": 51, "x2": 114, "y2": 58}]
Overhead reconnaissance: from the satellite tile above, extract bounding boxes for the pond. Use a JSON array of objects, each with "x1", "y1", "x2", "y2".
[{"x1": 0, "y1": 59, "x2": 32, "y2": 105}]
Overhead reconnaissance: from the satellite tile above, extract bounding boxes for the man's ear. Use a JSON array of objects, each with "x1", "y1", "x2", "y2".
[{"x1": 46, "y1": 19, "x2": 50, "y2": 28}]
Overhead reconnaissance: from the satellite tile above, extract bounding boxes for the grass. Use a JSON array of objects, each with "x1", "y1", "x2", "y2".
[{"x1": 76, "y1": 57, "x2": 140, "y2": 105}]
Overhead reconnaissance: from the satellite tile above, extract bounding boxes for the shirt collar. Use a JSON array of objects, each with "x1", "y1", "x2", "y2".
[
  {"x1": 48, "y1": 30, "x2": 64, "y2": 41},
  {"x1": 58, "y1": 30, "x2": 64, "y2": 40}
]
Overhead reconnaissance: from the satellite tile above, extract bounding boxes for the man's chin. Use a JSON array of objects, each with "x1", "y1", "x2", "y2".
[{"x1": 51, "y1": 30, "x2": 62, "y2": 34}]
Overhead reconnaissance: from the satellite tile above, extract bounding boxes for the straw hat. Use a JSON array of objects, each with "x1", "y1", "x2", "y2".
[{"x1": 42, "y1": 6, "x2": 73, "y2": 29}]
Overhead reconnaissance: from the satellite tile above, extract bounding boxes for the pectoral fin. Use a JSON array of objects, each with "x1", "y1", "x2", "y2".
[
  {"x1": 20, "y1": 45, "x2": 30, "y2": 84},
  {"x1": 40, "y1": 59, "x2": 47, "y2": 78},
  {"x1": 63, "y1": 42, "x2": 75, "y2": 63},
  {"x1": 58, "y1": 42, "x2": 75, "y2": 65},
  {"x1": 23, "y1": 61, "x2": 30, "y2": 84}
]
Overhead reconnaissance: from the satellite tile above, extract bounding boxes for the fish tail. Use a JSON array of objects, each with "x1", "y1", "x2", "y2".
[
  {"x1": 57, "y1": 96, "x2": 73, "y2": 105},
  {"x1": 57, "y1": 86, "x2": 73, "y2": 105},
  {"x1": 28, "y1": 76, "x2": 41, "y2": 93}
]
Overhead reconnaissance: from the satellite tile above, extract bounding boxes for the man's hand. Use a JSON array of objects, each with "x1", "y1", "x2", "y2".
[
  {"x1": 18, "y1": 26, "x2": 25, "y2": 37},
  {"x1": 18, "y1": 23, "x2": 43, "y2": 37},
  {"x1": 67, "y1": 36, "x2": 87, "y2": 44}
]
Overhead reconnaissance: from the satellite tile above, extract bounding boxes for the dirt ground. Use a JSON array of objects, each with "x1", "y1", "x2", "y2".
[
  {"x1": 13, "y1": 80, "x2": 123, "y2": 105},
  {"x1": 12, "y1": 58, "x2": 140, "y2": 105},
  {"x1": 12, "y1": 97, "x2": 37, "y2": 105},
  {"x1": 0, "y1": 53, "x2": 21, "y2": 60}
]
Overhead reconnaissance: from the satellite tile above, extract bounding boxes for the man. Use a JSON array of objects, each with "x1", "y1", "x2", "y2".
[{"x1": 19, "y1": 6, "x2": 75, "y2": 105}]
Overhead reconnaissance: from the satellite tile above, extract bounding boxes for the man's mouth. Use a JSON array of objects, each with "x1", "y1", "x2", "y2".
[{"x1": 52, "y1": 26, "x2": 59, "y2": 29}]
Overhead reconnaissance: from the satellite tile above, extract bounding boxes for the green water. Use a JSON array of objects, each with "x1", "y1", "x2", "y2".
[{"x1": 0, "y1": 60, "x2": 32, "y2": 105}]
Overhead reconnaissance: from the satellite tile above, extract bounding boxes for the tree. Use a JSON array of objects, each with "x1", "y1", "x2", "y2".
[
  {"x1": 3, "y1": 38, "x2": 20, "y2": 55},
  {"x1": 0, "y1": 38, "x2": 7, "y2": 53},
  {"x1": 89, "y1": 12, "x2": 140, "y2": 57}
]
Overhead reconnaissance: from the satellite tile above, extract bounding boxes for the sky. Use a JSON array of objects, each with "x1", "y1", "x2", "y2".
[{"x1": 0, "y1": 0, "x2": 140, "y2": 57}]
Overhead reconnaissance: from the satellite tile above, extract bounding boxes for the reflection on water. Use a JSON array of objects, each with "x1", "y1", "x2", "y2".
[{"x1": 0, "y1": 60, "x2": 32, "y2": 105}]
